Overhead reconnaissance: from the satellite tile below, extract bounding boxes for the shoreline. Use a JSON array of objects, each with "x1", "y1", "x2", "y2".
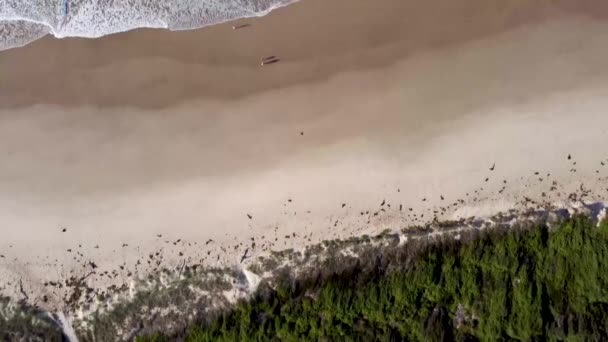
[
  {"x1": 3, "y1": 0, "x2": 608, "y2": 109},
  {"x1": 0, "y1": 0, "x2": 300, "y2": 51}
]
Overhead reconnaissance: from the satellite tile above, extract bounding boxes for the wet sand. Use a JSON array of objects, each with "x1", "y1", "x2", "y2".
[
  {"x1": 1, "y1": 0, "x2": 608, "y2": 307},
  {"x1": 2, "y1": 0, "x2": 608, "y2": 108}
]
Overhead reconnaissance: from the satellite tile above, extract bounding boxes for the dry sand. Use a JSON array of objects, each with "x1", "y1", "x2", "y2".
[{"x1": 1, "y1": 0, "x2": 608, "y2": 308}]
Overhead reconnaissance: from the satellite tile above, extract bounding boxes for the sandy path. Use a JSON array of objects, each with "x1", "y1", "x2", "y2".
[{"x1": 0, "y1": 0, "x2": 608, "y2": 306}]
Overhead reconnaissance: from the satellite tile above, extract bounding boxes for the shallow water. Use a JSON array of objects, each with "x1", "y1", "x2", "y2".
[{"x1": 0, "y1": 0, "x2": 296, "y2": 50}]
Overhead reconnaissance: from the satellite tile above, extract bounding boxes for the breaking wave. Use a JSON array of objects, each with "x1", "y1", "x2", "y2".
[{"x1": 0, "y1": 0, "x2": 297, "y2": 51}]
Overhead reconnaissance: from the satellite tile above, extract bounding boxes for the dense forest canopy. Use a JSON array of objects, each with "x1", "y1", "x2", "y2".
[{"x1": 140, "y1": 216, "x2": 608, "y2": 341}]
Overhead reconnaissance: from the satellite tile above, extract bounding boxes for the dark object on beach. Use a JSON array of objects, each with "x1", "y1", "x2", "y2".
[
  {"x1": 440, "y1": 195, "x2": 444, "y2": 200},
  {"x1": 485, "y1": 178, "x2": 489, "y2": 182},
  {"x1": 261, "y1": 58, "x2": 280, "y2": 66},
  {"x1": 62, "y1": 228, "x2": 67, "y2": 233},
  {"x1": 490, "y1": 163, "x2": 495, "y2": 171},
  {"x1": 232, "y1": 23, "x2": 251, "y2": 30},
  {"x1": 240, "y1": 248, "x2": 249, "y2": 263},
  {"x1": 262, "y1": 55, "x2": 277, "y2": 62},
  {"x1": 247, "y1": 214, "x2": 253, "y2": 219},
  {"x1": 567, "y1": 154, "x2": 571, "y2": 160},
  {"x1": 342, "y1": 203, "x2": 346, "y2": 208},
  {"x1": 300, "y1": 131, "x2": 304, "y2": 136},
  {"x1": 381, "y1": 199, "x2": 385, "y2": 206}
]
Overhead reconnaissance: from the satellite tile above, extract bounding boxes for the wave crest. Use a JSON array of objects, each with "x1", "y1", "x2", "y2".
[{"x1": 0, "y1": 0, "x2": 295, "y2": 51}]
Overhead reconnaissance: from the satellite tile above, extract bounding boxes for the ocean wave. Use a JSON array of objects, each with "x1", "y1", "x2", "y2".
[{"x1": 0, "y1": 0, "x2": 296, "y2": 51}]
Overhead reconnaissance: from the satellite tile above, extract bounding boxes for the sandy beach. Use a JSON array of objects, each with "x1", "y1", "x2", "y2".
[{"x1": 1, "y1": 0, "x2": 608, "y2": 310}]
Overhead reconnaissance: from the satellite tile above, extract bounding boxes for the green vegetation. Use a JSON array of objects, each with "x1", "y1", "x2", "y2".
[
  {"x1": 0, "y1": 297, "x2": 64, "y2": 341},
  {"x1": 139, "y1": 215, "x2": 608, "y2": 341},
  {"x1": 76, "y1": 267, "x2": 238, "y2": 341}
]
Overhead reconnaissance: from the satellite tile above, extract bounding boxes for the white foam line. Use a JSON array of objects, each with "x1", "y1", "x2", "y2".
[{"x1": 0, "y1": 0, "x2": 301, "y2": 51}]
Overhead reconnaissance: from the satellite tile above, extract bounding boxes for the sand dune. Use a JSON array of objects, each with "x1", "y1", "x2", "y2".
[{"x1": 1, "y1": 0, "x2": 608, "y2": 307}]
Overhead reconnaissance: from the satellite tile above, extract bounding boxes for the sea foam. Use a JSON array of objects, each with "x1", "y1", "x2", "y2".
[{"x1": 0, "y1": 0, "x2": 296, "y2": 51}]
